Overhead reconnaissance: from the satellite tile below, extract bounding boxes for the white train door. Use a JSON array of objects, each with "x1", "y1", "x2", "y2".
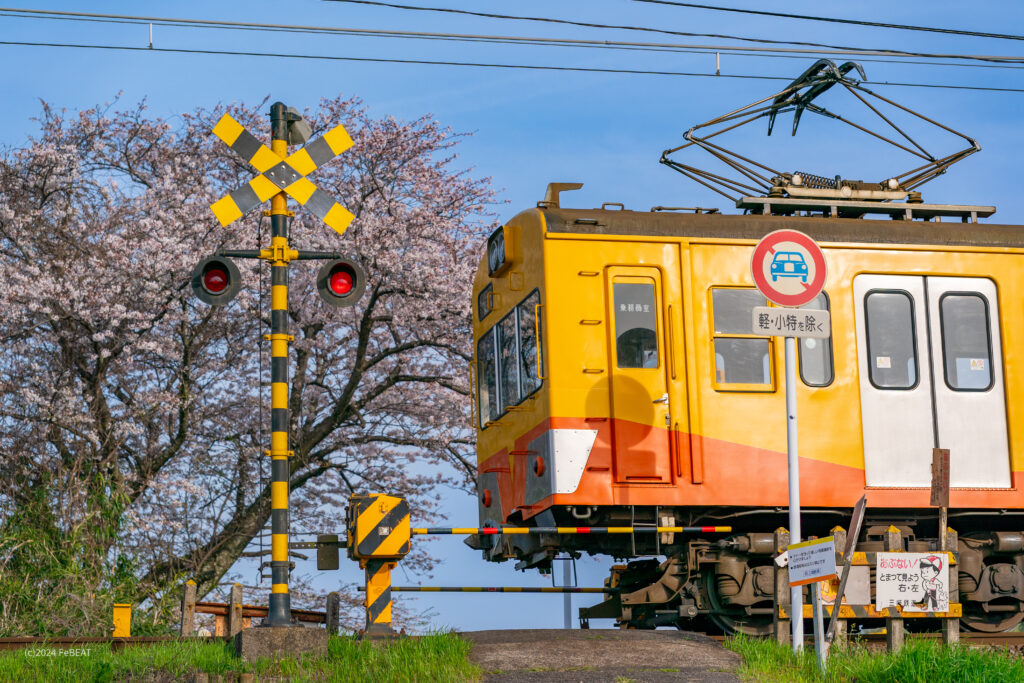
[{"x1": 853, "y1": 274, "x2": 1010, "y2": 488}]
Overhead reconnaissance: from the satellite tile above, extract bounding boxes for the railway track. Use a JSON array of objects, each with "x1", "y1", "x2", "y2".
[{"x1": 708, "y1": 631, "x2": 1024, "y2": 647}]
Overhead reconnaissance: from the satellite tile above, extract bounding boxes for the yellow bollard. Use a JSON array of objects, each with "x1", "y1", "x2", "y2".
[{"x1": 113, "y1": 604, "x2": 132, "y2": 637}]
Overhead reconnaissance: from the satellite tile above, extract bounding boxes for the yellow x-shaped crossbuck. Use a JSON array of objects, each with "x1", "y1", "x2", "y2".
[{"x1": 209, "y1": 114, "x2": 355, "y2": 236}]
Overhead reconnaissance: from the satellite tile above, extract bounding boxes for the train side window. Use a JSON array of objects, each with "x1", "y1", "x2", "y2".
[
  {"x1": 799, "y1": 293, "x2": 834, "y2": 387},
  {"x1": 940, "y1": 293, "x2": 993, "y2": 391},
  {"x1": 517, "y1": 290, "x2": 543, "y2": 397},
  {"x1": 865, "y1": 290, "x2": 918, "y2": 389},
  {"x1": 613, "y1": 281, "x2": 659, "y2": 368},
  {"x1": 477, "y1": 328, "x2": 499, "y2": 428},
  {"x1": 497, "y1": 310, "x2": 521, "y2": 410},
  {"x1": 713, "y1": 289, "x2": 766, "y2": 333},
  {"x1": 711, "y1": 287, "x2": 771, "y2": 387},
  {"x1": 478, "y1": 283, "x2": 493, "y2": 321}
]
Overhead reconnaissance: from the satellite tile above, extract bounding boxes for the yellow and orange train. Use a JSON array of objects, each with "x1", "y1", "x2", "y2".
[{"x1": 469, "y1": 183, "x2": 1024, "y2": 634}]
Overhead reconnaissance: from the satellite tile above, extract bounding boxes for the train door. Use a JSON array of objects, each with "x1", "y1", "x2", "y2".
[
  {"x1": 605, "y1": 266, "x2": 673, "y2": 483},
  {"x1": 853, "y1": 274, "x2": 1010, "y2": 487}
]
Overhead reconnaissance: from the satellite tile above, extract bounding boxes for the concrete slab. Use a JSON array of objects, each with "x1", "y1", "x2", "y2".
[
  {"x1": 462, "y1": 629, "x2": 741, "y2": 683},
  {"x1": 233, "y1": 626, "x2": 327, "y2": 662}
]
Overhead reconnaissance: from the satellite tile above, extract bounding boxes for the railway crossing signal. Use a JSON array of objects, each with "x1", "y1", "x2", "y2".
[
  {"x1": 209, "y1": 111, "x2": 355, "y2": 235},
  {"x1": 192, "y1": 101, "x2": 366, "y2": 629}
]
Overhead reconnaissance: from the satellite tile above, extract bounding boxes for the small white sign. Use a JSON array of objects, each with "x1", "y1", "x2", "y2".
[
  {"x1": 752, "y1": 307, "x2": 831, "y2": 339},
  {"x1": 788, "y1": 536, "x2": 837, "y2": 587},
  {"x1": 875, "y1": 552, "x2": 950, "y2": 612}
]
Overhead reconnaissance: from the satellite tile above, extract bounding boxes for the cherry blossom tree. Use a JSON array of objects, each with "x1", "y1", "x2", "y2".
[{"x1": 0, "y1": 95, "x2": 493, "y2": 635}]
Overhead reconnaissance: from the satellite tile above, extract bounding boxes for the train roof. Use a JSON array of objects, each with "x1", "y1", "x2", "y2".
[{"x1": 538, "y1": 206, "x2": 1024, "y2": 249}]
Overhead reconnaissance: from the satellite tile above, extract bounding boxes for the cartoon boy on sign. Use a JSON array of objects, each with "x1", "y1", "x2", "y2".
[{"x1": 916, "y1": 555, "x2": 948, "y2": 611}]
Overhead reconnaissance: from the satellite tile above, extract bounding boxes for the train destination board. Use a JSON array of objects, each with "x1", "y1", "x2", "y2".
[
  {"x1": 788, "y1": 536, "x2": 838, "y2": 587},
  {"x1": 750, "y1": 229, "x2": 827, "y2": 307},
  {"x1": 752, "y1": 306, "x2": 830, "y2": 338}
]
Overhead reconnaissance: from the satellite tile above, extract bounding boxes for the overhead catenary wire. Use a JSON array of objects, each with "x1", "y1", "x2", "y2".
[
  {"x1": 3, "y1": 7, "x2": 1024, "y2": 71},
  {"x1": 2, "y1": 39, "x2": 1023, "y2": 93},
  {"x1": 322, "y1": 0, "x2": 1024, "y2": 64},
  {"x1": 629, "y1": 0, "x2": 1024, "y2": 42}
]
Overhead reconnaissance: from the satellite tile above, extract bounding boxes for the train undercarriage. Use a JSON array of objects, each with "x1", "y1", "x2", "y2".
[{"x1": 468, "y1": 505, "x2": 1024, "y2": 635}]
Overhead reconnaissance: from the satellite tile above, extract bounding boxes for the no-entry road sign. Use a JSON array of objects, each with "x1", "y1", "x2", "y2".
[{"x1": 750, "y1": 229, "x2": 826, "y2": 307}]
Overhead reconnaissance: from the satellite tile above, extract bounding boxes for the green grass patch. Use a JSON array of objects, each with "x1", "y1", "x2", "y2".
[
  {"x1": 0, "y1": 632, "x2": 480, "y2": 682},
  {"x1": 726, "y1": 634, "x2": 1024, "y2": 682}
]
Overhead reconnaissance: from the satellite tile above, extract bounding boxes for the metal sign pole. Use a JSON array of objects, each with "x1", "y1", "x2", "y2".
[
  {"x1": 784, "y1": 335, "x2": 804, "y2": 652},
  {"x1": 811, "y1": 582, "x2": 825, "y2": 670},
  {"x1": 563, "y1": 558, "x2": 572, "y2": 629}
]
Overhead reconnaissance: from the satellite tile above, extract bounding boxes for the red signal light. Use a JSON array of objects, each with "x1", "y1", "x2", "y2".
[
  {"x1": 191, "y1": 255, "x2": 241, "y2": 306},
  {"x1": 317, "y1": 257, "x2": 366, "y2": 308},
  {"x1": 202, "y1": 265, "x2": 229, "y2": 294},
  {"x1": 328, "y1": 265, "x2": 355, "y2": 296}
]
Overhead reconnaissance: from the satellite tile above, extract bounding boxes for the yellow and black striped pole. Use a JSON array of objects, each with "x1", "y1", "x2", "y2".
[
  {"x1": 364, "y1": 560, "x2": 397, "y2": 636},
  {"x1": 265, "y1": 101, "x2": 296, "y2": 627}
]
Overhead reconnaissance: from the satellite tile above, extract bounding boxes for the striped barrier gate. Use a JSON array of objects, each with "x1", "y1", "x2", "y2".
[{"x1": 332, "y1": 493, "x2": 732, "y2": 638}]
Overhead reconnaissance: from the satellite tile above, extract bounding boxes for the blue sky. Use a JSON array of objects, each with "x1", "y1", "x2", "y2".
[{"x1": 5, "y1": 1, "x2": 1024, "y2": 631}]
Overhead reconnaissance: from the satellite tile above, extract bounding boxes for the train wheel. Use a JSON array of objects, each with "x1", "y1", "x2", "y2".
[
  {"x1": 960, "y1": 600, "x2": 1024, "y2": 633},
  {"x1": 701, "y1": 571, "x2": 773, "y2": 636}
]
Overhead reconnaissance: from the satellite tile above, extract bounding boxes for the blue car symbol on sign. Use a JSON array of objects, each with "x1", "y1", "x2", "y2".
[{"x1": 770, "y1": 251, "x2": 808, "y2": 283}]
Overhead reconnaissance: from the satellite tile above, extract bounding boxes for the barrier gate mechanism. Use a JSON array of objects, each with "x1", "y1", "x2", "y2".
[
  {"x1": 346, "y1": 494, "x2": 411, "y2": 638},
  {"x1": 303, "y1": 492, "x2": 732, "y2": 636}
]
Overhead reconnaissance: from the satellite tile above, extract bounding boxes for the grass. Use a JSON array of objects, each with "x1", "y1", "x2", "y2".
[
  {"x1": 0, "y1": 632, "x2": 481, "y2": 682},
  {"x1": 726, "y1": 634, "x2": 1024, "y2": 682}
]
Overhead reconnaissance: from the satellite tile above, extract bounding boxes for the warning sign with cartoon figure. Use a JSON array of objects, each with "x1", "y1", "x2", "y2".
[{"x1": 875, "y1": 552, "x2": 950, "y2": 612}]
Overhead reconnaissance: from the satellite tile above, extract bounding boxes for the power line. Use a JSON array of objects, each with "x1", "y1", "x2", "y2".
[
  {"x1": 323, "y1": 0, "x2": 1024, "y2": 64},
  {"x1": 1, "y1": 39, "x2": 1022, "y2": 93},
  {"x1": 3, "y1": 6, "x2": 1024, "y2": 68},
  {"x1": 630, "y1": 0, "x2": 1024, "y2": 42}
]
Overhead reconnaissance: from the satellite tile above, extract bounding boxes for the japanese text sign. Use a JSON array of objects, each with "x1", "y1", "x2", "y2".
[
  {"x1": 788, "y1": 536, "x2": 837, "y2": 587},
  {"x1": 752, "y1": 307, "x2": 830, "y2": 339},
  {"x1": 875, "y1": 552, "x2": 950, "y2": 612}
]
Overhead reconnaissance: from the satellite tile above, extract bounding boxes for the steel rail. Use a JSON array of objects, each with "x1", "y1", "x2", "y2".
[
  {"x1": 412, "y1": 525, "x2": 732, "y2": 535},
  {"x1": 357, "y1": 586, "x2": 615, "y2": 593}
]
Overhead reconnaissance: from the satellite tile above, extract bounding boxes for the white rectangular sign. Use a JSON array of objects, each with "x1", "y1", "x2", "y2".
[
  {"x1": 875, "y1": 552, "x2": 950, "y2": 612},
  {"x1": 788, "y1": 536, "x2": 837, "y2": 587},
  {"x1": 752, "y1": 307, "x2": 830, "y2": 338}
]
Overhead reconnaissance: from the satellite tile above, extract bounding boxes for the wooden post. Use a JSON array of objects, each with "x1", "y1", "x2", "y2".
[
  {"x1": 228, "y1": 583, "x2": 244, "y2": 637},
  {"x1": 326, "y1": 591, "x2": 341, "y2": 636},
  {"x1": 943, "y1": 526, "x2": 960, "y2": 645},
  {"x1": 181, "y1": 580, "x2": 197, "y2": 636},
  {"x1": 829, "y1": 526, "x2": 848, "y2": 645},
  {"x1": 884, "y1": 526, "x2": 904, "y2": 653},
  {"x1": 773, "y1": 527, "x2": 791, "y2": 646}
]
